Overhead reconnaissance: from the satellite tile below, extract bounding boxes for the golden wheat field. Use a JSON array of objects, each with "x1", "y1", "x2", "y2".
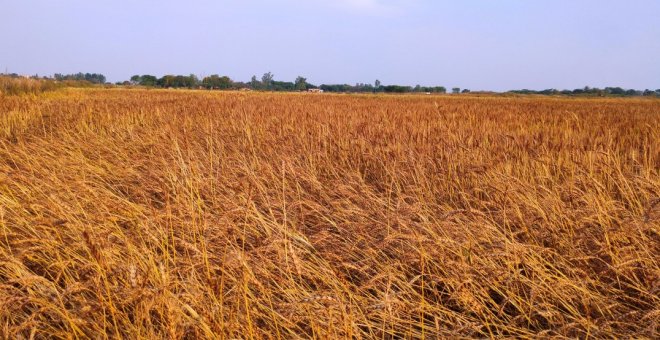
[{"x1": 0, "y1": 88, "x2": 658, "y2": 339}]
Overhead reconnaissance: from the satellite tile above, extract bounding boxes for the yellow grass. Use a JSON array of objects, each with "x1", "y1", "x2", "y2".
[
  {"x1": 0, "y1": 88, "x2": 658, "y2": 338},
  {"x1": 0, "y1": 76, "x2": 58, "y2": 96}
]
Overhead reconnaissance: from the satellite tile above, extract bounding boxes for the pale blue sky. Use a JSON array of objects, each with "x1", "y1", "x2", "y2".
[{"x1": 1, "y1": 0, "x2": 658, "y2": 91}]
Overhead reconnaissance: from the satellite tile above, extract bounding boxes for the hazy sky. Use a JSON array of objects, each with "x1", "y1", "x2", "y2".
[{"x1": 1, "y1": 0, "x2": 659, "y2": 91}]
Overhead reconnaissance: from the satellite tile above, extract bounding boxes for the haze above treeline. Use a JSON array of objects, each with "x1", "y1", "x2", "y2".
[{"x1": 1, "y1": 72, "x2": 658, "y2": 97}]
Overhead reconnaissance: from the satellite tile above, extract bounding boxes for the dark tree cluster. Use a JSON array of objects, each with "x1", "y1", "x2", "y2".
[
  {"x1": 319, "y1": 83, "x2": 447, "y2": 93},
  {"x1": 1, "y1": 69, "x2": 656, "y2": 97},
  {"x1": 157, "y1": 74, "x2": 199, "y2": 88},
  {"x1": 201, "y1": 75, "x2": 232, "y2": 89},
  {"x1": 21, "y1": 70, "x2": 651, "y2": 97},
  {"x1": 130, "y1": 75, "x2": 158, "y2": 87},
  {"x1": 54, "y1": 73, "x2": 106, "y2": 84},
  {"x1": 413, "y1": 85, "x2": 448, "y2": 93},
  {"x1": 121, "y1": 73, "x2": 452, "y2": 94},
  {"x1": 121, "y1": 72, "x2": 660, "y2": 97},
  {"x1": 509, "y1": 86, "x2": 659, "y2": 97}
]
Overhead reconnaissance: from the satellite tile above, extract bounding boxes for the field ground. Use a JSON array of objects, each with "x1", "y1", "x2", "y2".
[{"x1": 0, "y1": 89, "x2": 659, "y2": 338}]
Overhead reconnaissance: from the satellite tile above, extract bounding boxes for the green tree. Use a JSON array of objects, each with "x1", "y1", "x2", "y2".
[
  {"x1": 189, "y1": 74, "x2": 199, "y2": 88},
  {"x1": 452, "y1": 87, "x2": 461, "y2": 94},
  {"x1": 202, "y1": 75, "x2": 233, "y2": 89},
  {"x1": 262, "y1": 72, "x2": 274, "y2": 90},
  {"x1": 158, "y1": 75, "x2": 176, "y2": 88},
  {"x1": 374, "y1": 79, "x2": 382, "y2": 92},
  {"x1": 139, "y1": 75, "x2": 157, "y2": 87},
  {"x1": 250, "y1": 75, "x2": 260, "y2": 89},
  {"x1": 294, "y1": 76, "x2": 307, "y2": 91}
]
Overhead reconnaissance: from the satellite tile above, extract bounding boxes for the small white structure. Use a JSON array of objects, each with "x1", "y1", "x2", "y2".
[{"x1": 308, "y1": 89, "x2": 324, "y2": 93}]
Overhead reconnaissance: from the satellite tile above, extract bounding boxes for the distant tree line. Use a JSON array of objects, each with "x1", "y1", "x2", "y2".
[
  {"x1": 509, "y1": 86, "x2": 660, "y2": 97},
  {"x1": 1, "y1": 72, "x2": 106, "y2": 84},
  {"x1": 54, "y1": 73, "x2": 106, "y2": 84},
  {"x1": 125, "y1": 72, "x2": 452, "y2": 94},
  {"x1": 1, "y1": 71, "x2": 657, "y2": 97},
  {"x1": 318, "y1": 83, "x2": 448, "y2": 94},
  {"x1": 122, "y1": 72, "x2": 659, "y2": 97}
]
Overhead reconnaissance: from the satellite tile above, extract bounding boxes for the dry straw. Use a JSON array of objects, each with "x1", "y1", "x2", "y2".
[{"x1": 0, "y1": 89, "x2": 658, "y2": 338}]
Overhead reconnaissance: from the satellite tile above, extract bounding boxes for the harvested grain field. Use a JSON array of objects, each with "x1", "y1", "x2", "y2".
[{"x1": 0, "y1": 89, "x2": 659, "y2": 338}]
